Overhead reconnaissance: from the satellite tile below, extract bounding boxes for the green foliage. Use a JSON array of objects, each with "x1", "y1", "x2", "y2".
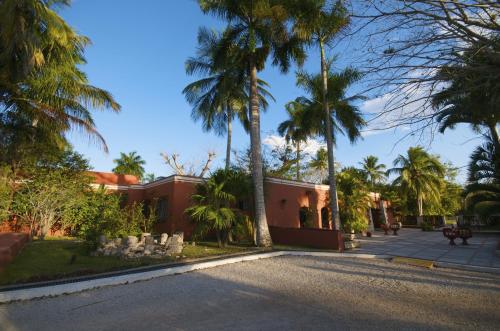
[
  {"x1": 0, "y1": 166, "x2": 12, "y2": 220},
  {"x1": 112, "y1": 151, "x2": 146, "y2": 180},
  {"x1": 141, "y1": 198, "x2": 159, "y2": 233},
  {"x1": 65, "y1": 189, "x2": 149, "y2": 247},
  {"x1": 119, "y1": 202, "x2": 145, "y2": 238},
  {"x1": 337, "y1": 167, "x2": 371, "y2": 233},
  {"x1": 359, "y1": 155, "x2": 386, "y2": 188},
  {"x1": 10, "y1": 149, "x2": 92, "y2": 239},
  {"x1": 294, "y1": 67, "x2": 366, "y2": 144},
  {"x1": 63, "y1": 187, "x2": 124, "y2": 247},
  {"x1": 186, "y1": 168, "x2": 251, "y2": 247},
  {"x1": 388, "y1": 147, "x2": 446, "y2": 216},
  {"x1": 308, "y1": 147, "x2": 329, "y2": 184},
  {"x1": 421, "y1": 221, "x2": 434, "y2": 231},
  {"x1": 0, "y1": 0, "x2": 120, "y2": 152},
  {"x1": 464, "y1": 136, "x2": 500, "y2": 218},
  {"x1": 433, "y1": 41, "x2": 500, "y2": 142}
]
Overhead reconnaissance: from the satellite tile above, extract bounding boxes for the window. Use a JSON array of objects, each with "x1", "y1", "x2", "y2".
[{"x1": 156, "y1": 197, "x2": 167, "y2": 222}]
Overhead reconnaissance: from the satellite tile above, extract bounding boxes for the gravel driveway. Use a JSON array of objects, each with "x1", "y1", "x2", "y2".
[{"x1": 1, "y1": 256, "x2": 499, "y2": 330}]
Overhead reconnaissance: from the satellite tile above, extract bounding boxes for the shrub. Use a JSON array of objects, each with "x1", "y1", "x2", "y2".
[
  {"x1": 421, "y1": 221, "x2": 433, "y2": 231},
  {"x1": 63, "y1": 187, "x2": 123, "y2": 248}
]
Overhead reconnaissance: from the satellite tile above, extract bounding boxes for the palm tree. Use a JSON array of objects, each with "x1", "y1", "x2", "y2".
[
  {"x1": 309, "y1": 148, "x2": 328, "y2": 183},
  {"x1": 388, "y1": 147, "x2": 445, "y2": 216},
  {"x1": 143, "y1": 173, "x2": 156, "y2": 184},
  {"x1": 464, "y1": 136, "x2": 500, "y2": 217},
  {"x1": 432, "y1": 44, "x2": 499, "y2": 148},
  {"x1": 185, "y1": 171, "x2": 239, "y2": 247},
  {"x1": 199, "y1": 0, "x2": 306, "y2": 247},
  {"x1": 183, "y1": 28, "x2": 273, "y2": 170},
  {"x1": 112, "y1": 152, "x2": 146, "y2": 180},
  {"x1": 337, "y1": 167, "x2": 371, "y2": 233},
  {"x1": 278, "y1": 100, "x2": 309, "y2": 180},
  {"x1": 291, "y1": 0, "x2": 351, "y2": 230},
  {"x1": 294, "y1": 67, "x2": 366, "y2": 229},
  {"x1": 0, "y1": 0, "x2": 121, "y2": 151},
  {"x1": 360, "y1": 155, "x2": 386, "y2": 188}
]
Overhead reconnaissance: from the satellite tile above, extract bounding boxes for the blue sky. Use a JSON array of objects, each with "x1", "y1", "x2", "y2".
[{"x1": 61, "y1": 0, "x2": 480, "y2": 183}]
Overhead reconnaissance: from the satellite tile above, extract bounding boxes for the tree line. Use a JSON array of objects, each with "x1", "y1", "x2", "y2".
[{"x1": 0, "y1": 1, "x2": 498, "y2": 246}]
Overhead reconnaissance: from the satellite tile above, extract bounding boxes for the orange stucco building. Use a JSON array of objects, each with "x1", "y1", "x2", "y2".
[
  {"x1": 89, "y1": 172, "x2": 395, "y2": 242},
  {"x1": 90, "y1": 173, "x2": 334, "y2": 239}
]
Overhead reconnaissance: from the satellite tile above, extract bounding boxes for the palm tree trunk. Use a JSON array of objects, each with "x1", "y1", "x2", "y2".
[
  {"x1": 249, "y1": 58, "x2": 272, "y2": 247},
  {"x1": 225, "y1": 109, "x2": 232, "y2": 170},
  {"x1": 320, "y1": 40, "x2": 341, "y2": 231},
  {"x1": 418, "y1": 194, "x2": 423, "y2": 217},
  {"x1": 488, "y1": 122, "x2": 500, "y2": 148},
  {"x1": 296, "y1": 141, "x2": 301, "y2": 181}
]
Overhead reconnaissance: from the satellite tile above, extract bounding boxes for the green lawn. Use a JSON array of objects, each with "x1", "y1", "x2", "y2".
[{"x1": 0, "y1": 238, "x2": 251, "y2": 286}]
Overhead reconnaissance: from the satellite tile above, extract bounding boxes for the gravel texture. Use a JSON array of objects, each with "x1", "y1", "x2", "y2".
[{"x1": 1, "y1": 256, "x2": 499, "y2": 330}]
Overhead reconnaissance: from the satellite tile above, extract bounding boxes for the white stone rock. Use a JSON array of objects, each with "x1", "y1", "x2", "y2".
[
  {"x1": 126, "y1": 236, "x2": 138, "y2": 247},
  {"x1": 160, "y1": 233, "x2": 169, "y2": 245}
]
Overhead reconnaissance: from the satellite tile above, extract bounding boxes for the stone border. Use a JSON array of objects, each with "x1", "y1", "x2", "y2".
[{"x1": 0, "y1": 251, "x2": 390, "y2": 303}]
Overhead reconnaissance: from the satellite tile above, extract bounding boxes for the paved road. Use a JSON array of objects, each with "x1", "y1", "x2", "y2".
[
  {"x1": 353, "y1": 228, "x2": 500, "y2": 268},
  {"x1": 1, "y1": 256, "x2": 499, "y2": 330}
]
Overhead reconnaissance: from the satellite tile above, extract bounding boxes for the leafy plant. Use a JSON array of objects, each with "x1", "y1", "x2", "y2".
[
  {"x1": 337, "y1": 167, "x2": 371, "y2": 233},
  {"x1": 63, "y1": 187, "x2": 123, "y2": 248},
  {"x1": 186, "y1": 169, "x2": 251, "y2": 247}
]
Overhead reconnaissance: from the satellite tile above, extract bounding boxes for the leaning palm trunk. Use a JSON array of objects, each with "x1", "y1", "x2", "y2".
[
  {"x1": 249, "y1": 60, "x2": 272, "y2": 247},
  {"x1": 225, "y1": 109, "x2": 232, "y2": 170},
  {"x1": 320, "y1": 41, "x2": 341, "y2": 231},
  {"x1": 296, "y1": 141, "x2": 301, "y2": 181}
]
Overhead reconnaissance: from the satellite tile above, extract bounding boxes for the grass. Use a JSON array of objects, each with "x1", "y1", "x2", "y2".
[{"x1": 0, "y1": 238, "x2": 251, "y2": 286}]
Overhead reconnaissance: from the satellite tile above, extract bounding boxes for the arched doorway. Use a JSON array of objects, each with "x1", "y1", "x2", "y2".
[
  {"x1": 321, "y1": 207, "x2": 330, "y2": 229},
  {"x1": 299, "y1": 207, "x2": 308, "y2": 228}
]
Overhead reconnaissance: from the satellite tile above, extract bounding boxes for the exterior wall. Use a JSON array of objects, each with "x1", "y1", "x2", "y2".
[
  {"x1": 1, "y1": 171, "x2": 389, "y2": 241},
  {"x1": 269, "y1": 226, "x2": 344, "y2": 251},
  {"x1": 87, "y1": 172, "x2": 139, "y2": 186},
  {"x1": 264, "y1": 178, "x2": 330, "y2": 229},
  {"x1": 123, "y1": 176, "x2": 202, "y2": 239}
]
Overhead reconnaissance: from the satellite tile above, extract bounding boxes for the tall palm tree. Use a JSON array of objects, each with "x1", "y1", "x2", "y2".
[
  {"x1": 360, "y1": 155, "x2": 386, "y2": 188},
  {"x1": 388, "y1": 147, "x2": 445, "y2": 216},
  {"x1": 278, "y1": 100, "x2": 309, "y2": 180},
  {"x1": 112, "y1": 152, "x2": 146, "y2": 180},
  {"x1": 183, "y1": 28, "x2": 273, "y2": 170},
  {"x1": 0, "y1": 0, "x2": 120, "y2": 151},
  {"x1": 291, "y1": 0, "x2": 350, "y2": 230},
  {"x1": 294, "y1": 67, "x2": 366, "y2": 229},
  {"x1": 199, "y1": 0, "x2": 306, "y2": 247}
]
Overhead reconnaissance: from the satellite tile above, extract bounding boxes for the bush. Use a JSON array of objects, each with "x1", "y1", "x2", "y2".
[
  {"x1": 421, "y1": 221, "x2": 433, "y2": 231},
  {"x1": 63, "y1": 187, "x2": 124, "y2": 248}
]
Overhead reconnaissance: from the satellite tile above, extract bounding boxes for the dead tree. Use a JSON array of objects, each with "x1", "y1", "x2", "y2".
[
  {"x1": 161, "y1": 151, "x2": 216, "y2": 177},
  {"x1": 345, "y1": 0, "x2": 500, "y2": 140}
]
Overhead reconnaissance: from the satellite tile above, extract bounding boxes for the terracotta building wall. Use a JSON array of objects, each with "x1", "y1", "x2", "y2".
[{"x1": 264, "y1": 178, "x2": 330, "y2": 229}]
